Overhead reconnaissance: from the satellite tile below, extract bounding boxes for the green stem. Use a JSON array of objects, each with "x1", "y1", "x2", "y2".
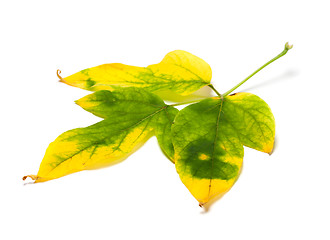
[
  {"x1": 170, "y1": 99, "x2": 204, "y2": 107},
  {"x1": 208, "y1": 84, "x2": 221, "y2": 97},
  {"x1": 222, "y1": 42, "x2": 293, "y2": 97}
]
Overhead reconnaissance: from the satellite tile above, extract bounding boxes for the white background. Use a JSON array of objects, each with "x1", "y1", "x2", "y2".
[{"x1": 1, "y1": 0, "x2": 329, "y2": 239}]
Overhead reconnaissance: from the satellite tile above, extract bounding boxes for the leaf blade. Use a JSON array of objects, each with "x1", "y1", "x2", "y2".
[
  {"x1": 155, "y1": 106, "x2": 179, "y2": 162},
  {"x1": 75, "y1": 88, "x2": 166, "y2": 119},
  {"x1": 61, "y1": 50, "x2": 211, "y2": 96},
  {"x1": 223, "y1": 93, "x2": 275, "y2": 153},
  {"x1": 29, "y1": 88, "x2": 179, "y2": 182},
  {"x1": 77, "y1": 88, "x2": 180, "y2": 162},
  {"x1": 172, "y1": 93, "x2": 275, "y2": 205},
  {"x1": 172, "y1": 98, "x2": 243, "y2": 205},
  {"x1": 34, "y1": 116, "x2": 154, "y2": 182}
]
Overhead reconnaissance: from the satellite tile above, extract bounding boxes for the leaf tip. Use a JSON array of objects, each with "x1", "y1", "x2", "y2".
[
  {"x1": 57, "y1": 69, "x2": 66, "y2": 83},
  {"x1": 22, "y1": 175, "x2": 38, "y2": 182},
  {"x1": 262, "y1": 140, "x2": 275, "y2": 155}
]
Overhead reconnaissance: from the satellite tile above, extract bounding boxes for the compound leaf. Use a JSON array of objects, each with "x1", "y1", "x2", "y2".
[
  {"x1": 172, "y1": 93, "x2": 275, "y2": 205},
  {"x1": 25, "y1": 88, "x2": 178, "y2": 182},
  {"x1": 60, "y1": 50, "x2": 211, "y2": 96}
]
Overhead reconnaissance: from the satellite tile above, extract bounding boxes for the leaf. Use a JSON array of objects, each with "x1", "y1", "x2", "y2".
[
  {"x1": 76, "y1": 88, "x2": 179, "y2": 162},
  {"x1": 171, "y1": 93, "x2": 275, "y2": 205},
  {"x1": 75, "y1": 88, "x2": 166, "y2": 119},
  {"x1": 221, "y1": 93, "x2": 275, "y2": 153},
  {"x1": 30, "y1": 119, "x2": 154, "y2": 182},
  {"x1": 25, "y1": 88, "x2": 178, "y2": 182},
  {"x1": 60, "y1": 50, "x2": 211, "y2": 96},
  {"x1": 154, "y1": 106, "x2": 179, "y2": 161}
]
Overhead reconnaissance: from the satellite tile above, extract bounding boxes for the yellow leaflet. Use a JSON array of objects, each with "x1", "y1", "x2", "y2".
[
  {"x1": 60, "y1": 50, "x2": 212, "y2": 96},
  {"x1": 27, "y1": 119, "x2": 154, "y2": 182}
]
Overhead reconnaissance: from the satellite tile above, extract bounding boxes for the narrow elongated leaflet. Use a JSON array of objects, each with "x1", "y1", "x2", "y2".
[
  {"x1": 59, "y1": 50, "x2": 212, "y2": 95},
  {"x1": 26, "y1": 119, "x2": 154, "y2": 182},
  {"x1": 172, "y1": 93, "x2": 275, "y2": 205},
  {"x1": 24, "y1": 88, "x2": 178, "y2": 182}
]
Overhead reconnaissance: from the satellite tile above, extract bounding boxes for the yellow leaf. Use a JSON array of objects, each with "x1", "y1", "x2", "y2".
[
  {"x1": 59, "y1": 50, "x2": 211, "y2": 96},
  {"x1": 28, "y1": 119, "x2": 153, "y2": 182}
]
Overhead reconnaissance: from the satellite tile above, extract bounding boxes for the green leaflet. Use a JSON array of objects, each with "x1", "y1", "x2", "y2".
[
  {"x1": 222, "y1": 93, "x2": 275, "y2": 153},
  {"x1": 76, "y1": 88, "x2": 178, "y2": 161},
  {"x1": 28, "y1": 88, "x2": 178, "y2": 182},
  {"x1": 172, "y1": 93, "x2": 275, "y2": 205},
  {"x1": 154, "y1": 107, "x2": 179, "y2": 160},
  {"x1": 75, "y1": 88, "x2": 166, "y2": 119}
]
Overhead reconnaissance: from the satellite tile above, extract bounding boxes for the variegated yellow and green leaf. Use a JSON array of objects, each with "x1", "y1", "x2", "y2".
[
  {"x1": 76, "y1": 88, "x2": 179, "y2": 162},
  {"x1": 27, "y1": 118, "x2": 154, "y2": 182},
  {"x1": 172, "y1": 93, "x2": 275, "y2": 205},
  {"x1": 24, "y1": 88, "x2": 179, "y2": 182},
  {"x1": 60, "y1": 50, "x2": 211, "y2": 96}
]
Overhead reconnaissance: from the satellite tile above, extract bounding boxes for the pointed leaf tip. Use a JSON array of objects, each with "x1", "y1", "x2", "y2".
[
  {"x1": 57, "y1": 69, "x2": 65, "y2": 83},
  {"x1": 22, "y1": 175, "x2": 38, "y2": 181}
]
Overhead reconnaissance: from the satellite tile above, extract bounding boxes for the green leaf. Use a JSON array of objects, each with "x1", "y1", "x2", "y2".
[
  {"x1": 26, "y1": 88, "x2": 178, "y2": 182},
  {"x1": 76, "y1": 88, "x2": 179, "y2": 162},
  {"x1": 75, "y1": 88, "x2": 167, "y2": 120},
  {"x1": 154, "y1": 106, "x2": 179, "y2": 161},
  {"x1": 59, "y1": 50, "x2": 211, "y2": 96},
  {"x1": 172, "y1": 93, "x2": 275, "y2": 205},
  {"x1": 222, "y1": 93, "x2": 275, "y2": 153}
]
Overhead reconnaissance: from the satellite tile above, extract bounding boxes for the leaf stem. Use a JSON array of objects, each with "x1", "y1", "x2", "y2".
[
  {"x1": 222, "y1": 42, "x2": 293, "y2": 97},
  {"x1": 208, "y1": 84, "x2": 221, "y2": 97}
]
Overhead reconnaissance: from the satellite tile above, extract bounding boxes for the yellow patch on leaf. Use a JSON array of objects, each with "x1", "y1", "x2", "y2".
[
  {"x1": 180, "y1": 176, "x2": 238, "y2": 206},
  {"x1": 199, "y1": 154, "x2": 209, "y2": 161}
]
